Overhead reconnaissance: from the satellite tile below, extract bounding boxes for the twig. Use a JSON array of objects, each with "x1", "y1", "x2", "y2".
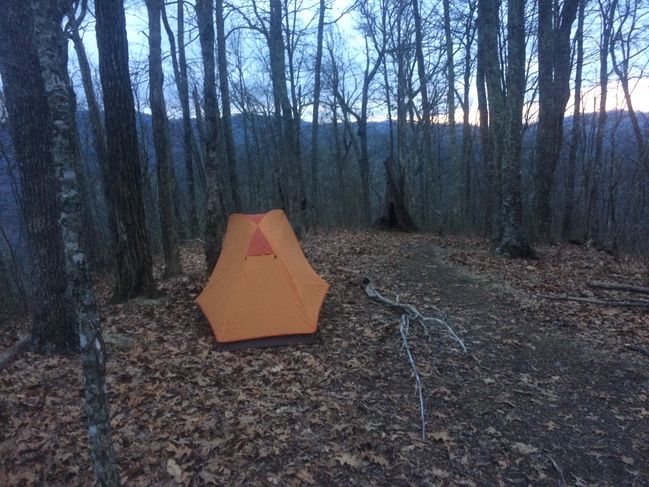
[
  {"x1": 588, "y1": 280, "x2": 649, "y2": 295},
  {"x1": 400, "y1": 315, "x2": 426, "y2": 439},
  {"x1": 0, "y1": 335, "x2": 31, "y2": 372},
  {"x1": 538, "y1": 294, "x2": 649, "y2": 308},
  {"x1": 548, "y1": 455, "x2": 567, "y2": 487},
  {"x1": 363, "y1": 277, "x2": 467, "y2": 440}
]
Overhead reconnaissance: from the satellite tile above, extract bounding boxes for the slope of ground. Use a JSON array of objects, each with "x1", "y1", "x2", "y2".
[{"x1": 1, "y1": 230, "x2": 648, "y2": 485}]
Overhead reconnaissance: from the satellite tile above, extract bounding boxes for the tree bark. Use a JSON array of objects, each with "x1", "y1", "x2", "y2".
[
  {"x1": 588, "y1": 0, "x2": 618, "y2": 243},
  {"x1": 215, "y1": 0, "x2": 241, "y2": 212},
  {"x1": 477, "y1": 0, "x2": 502, "y2": 240},
  {"x1": 563, "y1": 0, "x2": 586, "y2": 239},
  {"x1": 146, "y1": 0, "x2": 181, "y2": 277},
  {"x1": 478, "y1": 0, "x2": 534, "y2": 257},
  {"x1": 65, "y1": 0, "x2": 115, "y2": 269},
  {"x1": 268, "y1": 0, "x2": 308, "y2": 234},
  {"x1": 31, "y1": 2, "x2": 120, "y2": 483},
  {"x1": 95, "y1": 0, "x2": 155, "y2": 300},
  {"x1": 412, "y1": 0, "x2": 436, "y2": 228},
  {"x1": 534, "y1": 0, "x2": 580, "y2": 241},
  {"x1": 309, "y1": 0, "x2": 326, "y2": 224},
  {"x1": 0, "y1": 0, "x2": 78, "y2": 354},
  {"x1": 498, "y1": 0, "x2": 534, "y2": 258},
  {"x1": 161, "y1": 0, "x2": 199, "y2": 237},
  {"x1": 443, "y1": 0, "x2": 459, "y2": 225},
  {"x1": 196, "y1": 0, "x2": 228, "y2": 272}
]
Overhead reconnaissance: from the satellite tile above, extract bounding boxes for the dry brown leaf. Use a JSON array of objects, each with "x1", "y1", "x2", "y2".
[
  {"x1": 166, "y1": 458, "x2": 183, "y2": 482},
  {"x1": 335, "y1": 453, "x2": 362, "y2": 467}
]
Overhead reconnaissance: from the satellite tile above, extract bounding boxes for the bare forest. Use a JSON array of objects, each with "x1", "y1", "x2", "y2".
[{"x1": 1, "y1": 0, "x2": 649, "y2": 485}]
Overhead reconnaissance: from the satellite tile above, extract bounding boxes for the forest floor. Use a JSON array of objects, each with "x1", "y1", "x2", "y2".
[{"x1": 1, "y1": 229, "x2": 648, "y2": 486}]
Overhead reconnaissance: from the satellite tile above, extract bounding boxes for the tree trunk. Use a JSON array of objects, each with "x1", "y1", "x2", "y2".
[
  {"x1": 215, "y1": 0, "x2": 241, "y2": 212},
  {"x1": 588, "y1": 0, "x2": 618, "y2": 243},
  {"x1": 534, "y1": 0, "x2": 580, "y2": 241},
  {"x1": 563, "y1": 0, "x2": 586, "y2": 239},
  {"x1": 461, "y1": 2, "x2": 477, "y2": 230},
  {"x1": 31, "y1": 2, "x2": 120, "y2": 483},
  {"x1": 376, "y1": 158, "x2": 418, "y2": 232},
  {"x1": 498, "y1": 0, "x2": 535, "y2": 258},
  {"x1": 443, "y1": 0, "x2": 459, "y2": 226},
  {"x1": 310, "y1": 0, "x2": 326, "y2": 224},
  {"x1": 477, "y1": 0, "x2": 502, "y2": 240},
  {"x1": 161, "y1": 0, "x2": 199, "y2": 237},
  {"x1": 95, "y1": 0, "x2": 155, "y2": 300},
  {"x1": 66, "y1": 0, "x2": 115, "y2": 270},
  {"x1": 146, "y1": 0, "x2": 181, "y2": 277},
  {"x1": 0, "y1": 0, "x2": 78, "y2": 354},
  {"x1": 196, "y1": 0, "x2": 228, "y2": 272},
  {"x1": 412, "y1": 0, "x2": 436, "y2": 229},
  {"x1": 268, "y1": 0, "x2": 308, "y2": 234}
]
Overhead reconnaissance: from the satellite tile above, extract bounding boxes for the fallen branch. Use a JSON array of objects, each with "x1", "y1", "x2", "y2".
[
  {"x1": 587, "y1": 280, "x2": 649, "y2": 295},
  {"x1": 363, "y1": 277, "x2": 466, "y2": 351},
  {"x1": 0, "y1": 334, "x2": 31, "y2": 371},
  {"x1": 363, "y1": 277, "x2": 466, "y2": 440},
  {"x1": 538, "y1": 294, "x2": 649, "y2": 308}
]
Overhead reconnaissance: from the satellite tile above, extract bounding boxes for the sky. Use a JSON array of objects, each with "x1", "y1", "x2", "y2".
[{"x1": 56, "y1": 0, "x2": 649, "y2": 125}]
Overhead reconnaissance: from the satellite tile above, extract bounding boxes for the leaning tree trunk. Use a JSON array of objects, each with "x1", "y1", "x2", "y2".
[
  {"x1": 0, "y1": 0, "x2": 78, "y2": 354},
  {"x1": 31, "y1": 1, "x2": 120, "y2": 484},
  {"x1": 196, "y1": 0, "x2": 229, "y2": 272},
  {"x1": 146, "y1": 0, "x2": 181, "y2": 277},
  {"x1": 95, "y1": 0, "x2": 155, "y2": 300}
]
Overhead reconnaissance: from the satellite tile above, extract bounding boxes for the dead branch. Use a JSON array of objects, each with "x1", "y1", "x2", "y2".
[
  {"x1": 363, "y1": 277, "x2": 466, "y2": 351},
  {"x1": 363, "y1": 277, "x2": 466, "y2": 440},
  {"x1": 538, "y1": 294, "x2": 649, "y2": 308},
  {"x1": 0, "y1": 335, "x2": 31, "y2": 371},
  {"x1": 587, "y1": 280, "x2": 649, "y2": 295}
]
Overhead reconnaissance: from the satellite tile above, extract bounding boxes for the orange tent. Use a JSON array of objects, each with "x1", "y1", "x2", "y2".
[{"x1": 196, "y1": 209, "x2": 330, "y2": 349}]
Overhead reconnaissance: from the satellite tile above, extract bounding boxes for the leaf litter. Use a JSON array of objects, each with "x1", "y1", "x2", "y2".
[{"x1": 0, "y1": 231, "x2": 648, "y2": 485}]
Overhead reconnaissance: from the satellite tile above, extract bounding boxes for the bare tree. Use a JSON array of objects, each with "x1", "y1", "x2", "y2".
[
  {"x1": 587, "y1": 0, "x2": 619, "y2": 243},
  {"x1": 95, "y1": 0, "x2": 155, "y2": 300},
  {"x1": 268, "y1": 0, "x2": 308, "y2": 233},
  {"x1": 196, "y1": 0, "x2": 229, "y2": 271},
  {"x1": 216, "y1": 0, "x2": 242, "y2": 211},
  {"x1": 0, "y1": 0, "x2": 78, "y2": 353},
  {"x1": 146, "y1": 0, "x2": 181, "y2": 276},
  {"x1": 310, "y1": 0, "x2": 326, "y2": 222},
  {"x1": 563, "y1": 0, "x2": 587, "y2": 239},
  {"x1": 161, "y1": 0, "x2": 200, "y2": 236},
  {"x1": 30, "y1": 1, "x2": 120, "y2": 483},
  {"x1": 534, "y1": 0, "x2": 580, "y2": 241},
  {"x1": 478, "y1": 0, "x2": 535, "y2": 257}
]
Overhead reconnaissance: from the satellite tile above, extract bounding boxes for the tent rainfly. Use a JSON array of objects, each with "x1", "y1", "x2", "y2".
[{"x1": 196, "y1": 210, "x2": 330, "y2": 350}]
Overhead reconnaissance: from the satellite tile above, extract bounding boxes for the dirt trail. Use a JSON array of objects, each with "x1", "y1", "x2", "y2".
[{"x1": 386, "y1": 240, "x2": 648, "y2": 485}]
